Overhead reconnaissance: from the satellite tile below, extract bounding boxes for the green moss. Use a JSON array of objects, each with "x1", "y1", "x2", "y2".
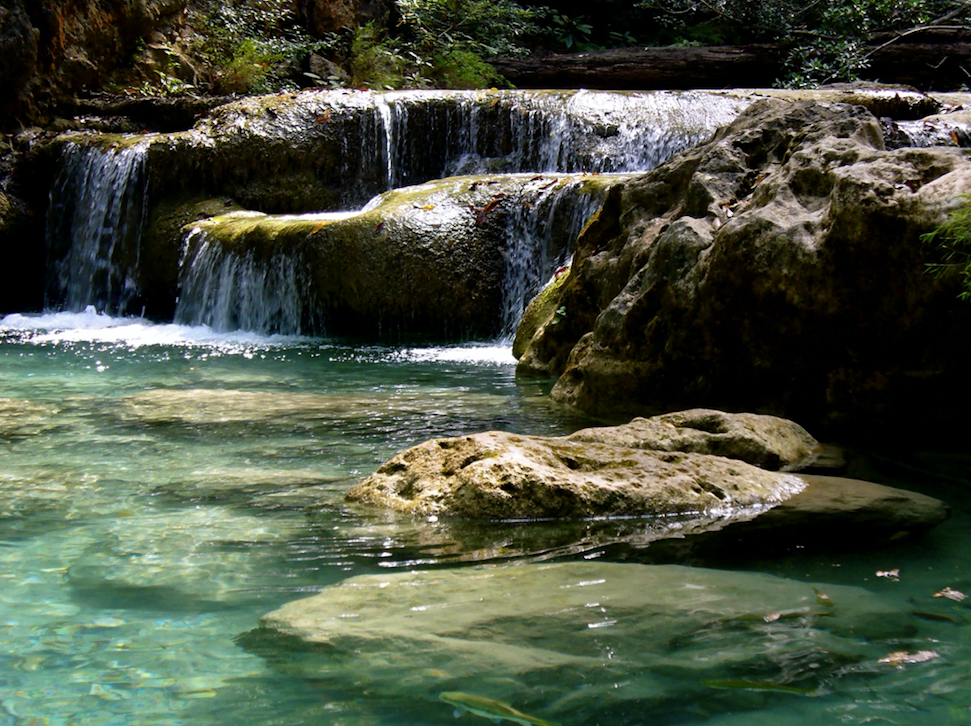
[{"x1": 513, "y1": 269, "x2": 569, "y2": 359}]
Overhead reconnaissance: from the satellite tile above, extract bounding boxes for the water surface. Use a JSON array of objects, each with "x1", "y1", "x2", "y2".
[{"x1": 0, "y1": 311, "x2": 967, "y2": 726}]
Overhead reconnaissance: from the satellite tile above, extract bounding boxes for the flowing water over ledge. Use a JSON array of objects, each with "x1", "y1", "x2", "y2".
[{"x1": 0, "y1": 312, "x2": 968, "y2": 726}]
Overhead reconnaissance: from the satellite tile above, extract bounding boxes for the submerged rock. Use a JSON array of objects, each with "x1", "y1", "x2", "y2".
[
  {"x1": 241, "y1": 561, "x2": 914, "y2": 720},
  {"x1": 516, "y1": 99, "x2": 971, "y2": 438}
]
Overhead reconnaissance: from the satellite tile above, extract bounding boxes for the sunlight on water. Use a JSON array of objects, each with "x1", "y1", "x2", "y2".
[{"x1": 0, "y1": 314, "x2": 967, "y2": 726}]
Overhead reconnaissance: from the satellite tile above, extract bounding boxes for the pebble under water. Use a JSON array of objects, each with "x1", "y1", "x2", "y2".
[{"x1": 0, "y1": 311, "x2": 968, "y2": 726}]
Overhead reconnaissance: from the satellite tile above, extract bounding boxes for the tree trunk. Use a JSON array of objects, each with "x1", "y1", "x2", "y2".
[{"x1": 490, "y1": 28, "x2": 971, "y2": 92}]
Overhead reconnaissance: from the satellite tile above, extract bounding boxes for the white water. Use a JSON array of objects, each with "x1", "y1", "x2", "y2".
[
  {"x1": 45, "y1": 142, "x2": 149, "y2": 316},
  {"x1": 173, "y1": 229, "x2": 308, "y2": 335}
]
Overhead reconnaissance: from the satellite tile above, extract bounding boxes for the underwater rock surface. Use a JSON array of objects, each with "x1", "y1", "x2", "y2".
[{"x1": 242, "y1": 561, "x2": 915, "y2": 719}]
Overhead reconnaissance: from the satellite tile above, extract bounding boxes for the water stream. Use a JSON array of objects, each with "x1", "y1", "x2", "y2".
[
  {"x1": 9, "y1": 89, "x2": 970, "y2": 725},
  {"x1": 0, "y1": 314, "x2": 967, "y2": 726}
]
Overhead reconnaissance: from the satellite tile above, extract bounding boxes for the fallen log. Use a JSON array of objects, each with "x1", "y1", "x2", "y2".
[{"x1": 490, "y1": 28, "x2": 971, "y2": 91}]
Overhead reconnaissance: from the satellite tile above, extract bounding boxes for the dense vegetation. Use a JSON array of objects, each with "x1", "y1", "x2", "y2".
[{"x1": 131, "y1": 0, "x2": 969, "y2": 96}]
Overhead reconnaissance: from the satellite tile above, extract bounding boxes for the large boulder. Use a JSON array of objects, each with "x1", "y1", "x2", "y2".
[
  {"x1": 346, "y1": 409, "x2": 949, "y2": 550},
  {"x1": 176, "y1": 173, "x2": 619, "y2": 337},
  {"x1": 515, "y1": 99, "x2": 971, "y2": 439},
  {"x1": 347, "y1": 409, "x2": 820, "y2": 519},
  {"x1": 346, "y1": 428, "x2": 809, "y2": 518}
]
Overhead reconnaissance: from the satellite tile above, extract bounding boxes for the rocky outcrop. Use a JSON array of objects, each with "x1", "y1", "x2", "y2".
[
  {"x1": 515, "y1": 99, "x2": 971, "y2": 439},
  {"x1": 566, "y1": 408, "x2": 820, "y2": 471},
  {"x1": 174, "y1": 173, "x2": 617, "y2": 336},
  {"x1": 346, "y1": 409, "x2": 949, "y2": 548},
  {"x1": 240, "y1": 561, "x2": 915, "y2": 720}
]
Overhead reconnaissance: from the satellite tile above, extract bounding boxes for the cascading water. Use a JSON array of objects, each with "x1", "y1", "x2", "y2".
[
  {"x1": 369, "y1": 90, "x2": 748, "y2": 189},
  {"x1": 174, "y1": 228, "x2": 309, "y2": 335},
  {"x1": 45, "y1": 142, "x2": 149, "y2": 315},
  {"x1": 497, "y1": 176, "x2": 606, "y2": 338},
  {"x1": 44, "y1": 90, "x2": 753, "y2": 335}
]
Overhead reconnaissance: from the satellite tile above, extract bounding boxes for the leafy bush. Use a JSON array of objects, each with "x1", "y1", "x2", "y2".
[{"x1": 924, "y1": 195, "x2": 971, "y2": 300}]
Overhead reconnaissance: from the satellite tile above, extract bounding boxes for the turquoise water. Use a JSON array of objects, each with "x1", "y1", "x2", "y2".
[{"x1": 0, "y1": 310, "x2": 968, "y2": 726}]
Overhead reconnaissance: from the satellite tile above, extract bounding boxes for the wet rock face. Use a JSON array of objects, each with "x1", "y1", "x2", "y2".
[{"x1": 516, "y1": 99, "x2": 971, "y2": 438}]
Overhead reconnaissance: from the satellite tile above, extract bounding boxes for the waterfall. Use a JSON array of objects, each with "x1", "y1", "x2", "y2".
[
  {"x1": 366, "y1": 90, "x2": 746, "y2": 189},
  {"x1": 42, "y1": 90, "x2": 753, "y2": 335},
  {"x1": 497, "y1": 177, "x2": 605, "y2": 339},
  {"x1": 45, "y1": 142, "x2": 149, "y2": 315},
  {"x1": 174, "y1": 228, "x2": 309, "y2": 335}
]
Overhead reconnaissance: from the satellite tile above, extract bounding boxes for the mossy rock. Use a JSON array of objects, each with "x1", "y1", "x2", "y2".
[{"x1": 512, "y1": 268, "x2": 569, "y2": 359}]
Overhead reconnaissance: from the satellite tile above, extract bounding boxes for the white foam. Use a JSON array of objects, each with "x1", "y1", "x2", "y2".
[
  {"x1": 0, "y1": 307, "x2": 307, "y2": 350},
  {"x1": 396, "y1": 344, "x2": 515, "y2": 366}
]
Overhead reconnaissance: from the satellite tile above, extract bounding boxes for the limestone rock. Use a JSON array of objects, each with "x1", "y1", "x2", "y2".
[
  {"x1": 346, "y1": 428, "x2": 807, "y2": 519},
  {"x1": 241, "y1": 561, "x2": 914, "y2": 718},
  {"x1": 516, "y1": 99, "x2": 971, "y2": 437},
  {"x1": 567, "y1": 408, "x2": 820, "y2": 471}
]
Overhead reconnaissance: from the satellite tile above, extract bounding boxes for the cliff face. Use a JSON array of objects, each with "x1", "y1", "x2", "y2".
[{"x1": 0, "y1": 0, "x2": 193, "y2": 129}]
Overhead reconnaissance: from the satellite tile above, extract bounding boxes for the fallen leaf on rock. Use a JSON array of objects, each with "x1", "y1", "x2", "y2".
[
  {"x1": 813, "y1": 587, "x2": 834, "y2": 608},
  {"x1": 876, "y1": 569, "x2": 900, "y2": 581},
  {"x1": 878, "y1": 650, "x2": 939, "y2": 666},
  {"x1": 763, "y1": 612, "x2": 781, "y2": 623},
  {"x1": 934, "y1": 586, "x2": 967, "y2": 602}
]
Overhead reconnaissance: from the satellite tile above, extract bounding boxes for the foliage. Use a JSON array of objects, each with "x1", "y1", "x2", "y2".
[
  {"x1": 635, "y1": 0, "x2": 971, "y2": 86},
  {"x1": 923, "y1": 195, "x2": 971, "y2": 300},
  {"x1": 431, "y1": 50, "x2": 506, "y2": 88},
  {"x1": 551, "y1": 14, "x2": 597, "y2": 50},
  {"x1": 138, "y1": 71, "x2": 195, "y2": 97},
  {"x1": 215, "y1": 38, "x2": 288, "y2": 94},
  {"x1": 188, "y1": 0, "x2": 336, "y2": 94},
  {"x1": 348, "y1": 23, "x2": 412, "y2": 89},
  {"x1": 396, "y1": 0, "x2": 547, "y2": 59},
  {"x1": 347, "y1": 0, "x2": 547, "y2": 89}
]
